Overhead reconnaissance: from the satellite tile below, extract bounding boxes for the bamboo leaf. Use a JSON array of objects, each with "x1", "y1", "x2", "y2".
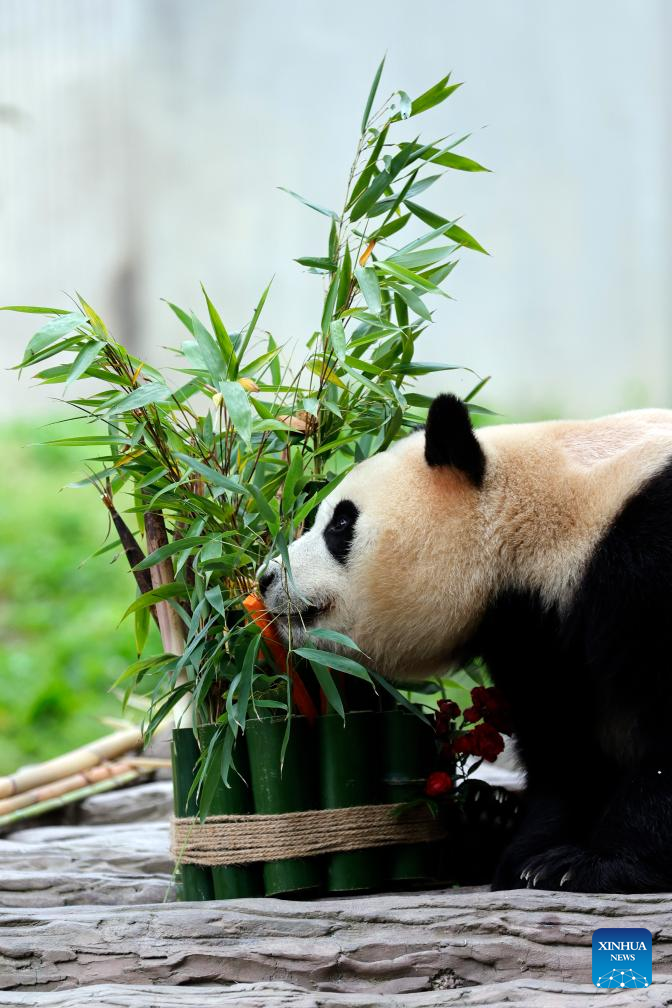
[
  {"x1": 349, "y1": 170, "x2": 391, "y2": 222},
  {"x1": 390, "y1": 360, "x2": 460, "y2": 376},
  {"x1": 235, "y1": 633, "x2": 260, "y2": 728},
  {"x1": 43, "y1": 435, "x2": 128, "y2": 447},
  {"x1": 238, "y1": 279, "x2": 273, "y2": 360},
  {"x1": 0, "y1": 305, "x2": 70, "y2": 315},
  {"x1": 64, "y1": 340, "x2": 105, "y2": 393},
  {"x1": 320, "y1": 275, "x2": 340, "y2": 337},
  {"x1": 387, "y1": 245, "x2": 455, "y2": 271},
  {"x1": 239, "y1": 345, "x2": 282, "y2": 379},
  {"x1": 368, "y1": 669, "x2": 429, "y2": 722},
  {"x1": 165, "y1": 300, "x2": 193, "y2": 330},
  {"x1": 135, "y1": 605, "x2": 150, "y2": 654},
  {"x1": 307, "y1": 627, "x2": 364, "y2": 652},
  {"x1": 404, "y1": 200, "x2": 488, "y2": 253},
  {"x1": 354, "y1": 266, "x2": 382, "y2": 315},
  {"x1": 246, "y1": 483, "x2": 280, "y2": 531},
  {"x1": 120, "y1": 583, "x2": 187, "y2": 621},
  {"x1": 370, "y1": 174, "x2": 442, "y2": 217},
  {"x1": 278, "y1": 187, "x2": 338, "y2": 220},
  {"x1": 201, "y1": 285, "x2": 237, "y2": 377},
  {"x1": 77, "y1": 296, "x2": 108, "y2": 339},
  {"x1": 390, "y1": 284, "x2": 432, "y2": 321},
  {"x1": 267, "y1": 334, "x2": 282, "y2": 385},
  {"x1": 410, "y1": 76, "x2": 461, "y2": 117},
  {"x1": 295, "y1": 256, "x2": 337, "y2": 273},
  {"x1": 305, "y1": 357, "x2": 346, "y2": 389},
  {"x1": 281, "y1": 447, "x2": 304, "y2": 513},
  {"x1": 134, "y1": 536, "x2": 210, "y2": 570},
  {"x1": 22, "y1": 313, "x2": 87, "y2": 363},
  {"x1": 336, "y1": 245, "x2": 352, "y2": 309},
  {"x1": 329, "y1": 319, "x2": 347, "y2": 362},
  {"x1": 294, "y1": 647, "x2": 372, "y2": 682},
  {"x1": 190, "y1": 313, "x2": 227, "y2": 383},
  {"x1": 423, "y1": 260, "x2": 458, "y2": 286},
  {"x1": 361, "y1": 55, "x2": 386, "y2": 134},
  {"x1": 219, "y1": 379, "x2": 252, "y2": 446},
  {"x1": 294, "y1": 472, "x2": 347, "y2": 524},
  {"x1": 311, "y1": 663, "x2": 345, "y2": 720},
  {"x1": 175, "y1": 452, "x2": 245, "y2": 494},
  {"x1": 399, "y1": 141, "x2": 489, "y2": 173},
  {"x1": 107, "y1": 382, "x2": 172, "y2": 415},
  {"x1": 372, "y1": 213, "x2": 411, "y2": 240},
  {"x1": 444, "y1": 221, "x2": 489, "y2": 255},
  {"x1": 376, "y1": 259, "x2": 444, "y2": 295}
]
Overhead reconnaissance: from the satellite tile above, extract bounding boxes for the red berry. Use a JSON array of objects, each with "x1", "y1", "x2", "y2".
[{"x1": 424, "y1": 771, "x2": 453, "y2": 797}]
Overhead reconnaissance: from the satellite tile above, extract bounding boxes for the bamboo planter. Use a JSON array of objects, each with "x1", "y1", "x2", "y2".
[
  {"x1": 246, "y1": 715, "x2": 321, "y2": 897},
  {"x1": 171, "y1": 707, "x2": 444, "y2": 901}
]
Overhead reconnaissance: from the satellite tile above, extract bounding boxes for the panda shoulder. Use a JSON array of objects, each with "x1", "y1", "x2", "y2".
[
  {"x1": 478, "y1": 409, "x2": 672, "y2": 471},
  {"x1": 552, "y1": 409, "x2": 672, "y2": 469}
]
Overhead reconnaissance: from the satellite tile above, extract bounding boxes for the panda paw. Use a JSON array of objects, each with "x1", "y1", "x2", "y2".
[{"x1": 520, "y1": 844, "x2": 591, "y2": 891}]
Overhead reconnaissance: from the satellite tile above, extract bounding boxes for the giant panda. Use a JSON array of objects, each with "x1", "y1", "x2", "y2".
[{"x1": 259, "y1": 394, "x2": 672, "y2": 893}]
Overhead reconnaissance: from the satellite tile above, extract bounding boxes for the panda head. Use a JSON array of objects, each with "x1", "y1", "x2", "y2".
[{"x1": 260, "y1": 395, "x2": 495, "y2": 680}]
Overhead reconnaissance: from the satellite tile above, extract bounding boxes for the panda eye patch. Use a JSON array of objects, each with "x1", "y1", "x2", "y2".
[{"x1": 324, "y1": 499, "x2": 358, "y2": 564}]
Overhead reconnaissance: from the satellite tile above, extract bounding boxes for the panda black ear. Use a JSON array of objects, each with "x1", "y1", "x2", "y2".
[{"x1": 424, "y1": 394, "x2": 486, "y2": 486}]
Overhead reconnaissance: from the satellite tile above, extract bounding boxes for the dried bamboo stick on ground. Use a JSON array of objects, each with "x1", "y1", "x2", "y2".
[
  {"x1": 0, "y1": 761, "x2": 134, "y2": 816},
  {"x1": 0, "y1": 769, "x2": 140, "y2": 828},
  {"x1": 0, "y1": 727, "x2": 142, "y2": 800},
  {"x1": 125, "y1": 757, "x2": 171, "y2": 770}
]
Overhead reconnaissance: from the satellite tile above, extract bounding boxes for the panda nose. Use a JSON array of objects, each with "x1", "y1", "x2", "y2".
[{"x1": 258, "y1": 567, "x2": 277, "y2": 596}]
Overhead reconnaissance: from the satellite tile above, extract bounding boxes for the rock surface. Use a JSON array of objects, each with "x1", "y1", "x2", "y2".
[
  {"x1": 0, "y1": 888, "x2": 669, "y2": 996},
  {"x1": 76, "y1": 780, "x2": 173, "y2": 825},
  {"x1": 0, "y1": 977, "x2": 671, "y2": 1007},
  {"x1": 0, "y1": 778, "x2": 668, "y2": 1006}
]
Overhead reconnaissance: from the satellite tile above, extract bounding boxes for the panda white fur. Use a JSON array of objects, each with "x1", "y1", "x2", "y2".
[{"x1": 260, "y1": 394, "x2": 672, "y2": 893}]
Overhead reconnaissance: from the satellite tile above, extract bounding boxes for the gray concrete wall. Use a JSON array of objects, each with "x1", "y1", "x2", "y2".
[{"x1": 1, "y1": 0, "x2": 669, "y2": 419}]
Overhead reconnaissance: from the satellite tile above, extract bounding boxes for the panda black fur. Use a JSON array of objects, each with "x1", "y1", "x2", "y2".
[{"x1": 261, "y1": 394, "x2": 672, "y2": 893}]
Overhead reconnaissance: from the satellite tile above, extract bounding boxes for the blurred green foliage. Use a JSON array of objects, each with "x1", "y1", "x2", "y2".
[{"x1": 0, "y1": 419, "x2": 145, "y2": 773}]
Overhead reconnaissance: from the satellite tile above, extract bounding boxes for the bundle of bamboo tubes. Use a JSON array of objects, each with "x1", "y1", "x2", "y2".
[{"x1": 0, "y1": 727, "x2": 146, "y2": 828}]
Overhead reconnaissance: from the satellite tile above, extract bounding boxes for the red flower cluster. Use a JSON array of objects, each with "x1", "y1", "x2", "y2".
[
  {"x1": 452, "y1": 722, "x2": 505, "y2": 763},
  {"x1": 434, "y1": 697, "x2": 460, "y2": 737},
  {"x1": 463, "y1": 686, "x2": 514, "y2": 736},
  {"x1": 424, "y1": 770, "x2": 453, "y2": 797}
]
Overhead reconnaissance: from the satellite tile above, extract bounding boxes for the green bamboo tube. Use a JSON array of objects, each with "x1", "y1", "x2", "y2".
[
  {"x1": 171, "y1": 727, "x2": 214, "y2": 902},
  {"x1": 381, "y1": 708, "x2": 437, "y2": 887},
  {"x1": 197, "y1": 724, "x2": 262, "y2": 900},
  {"x1": 245, "y1": 715, "x2": 321, "y2": 897},
  {"x1": 319, "y1": 711, "x2": 384, "y2": 894}
]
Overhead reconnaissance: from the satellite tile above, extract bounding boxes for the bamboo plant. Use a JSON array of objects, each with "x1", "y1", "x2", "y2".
[{"x1": 8, "y1": 60, "x2": 490, "y2": 816}]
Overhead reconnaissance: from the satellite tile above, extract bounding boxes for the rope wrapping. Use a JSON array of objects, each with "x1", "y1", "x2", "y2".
[{"x1": 171, "y1": 802, "x2": 446, "y2": 866}]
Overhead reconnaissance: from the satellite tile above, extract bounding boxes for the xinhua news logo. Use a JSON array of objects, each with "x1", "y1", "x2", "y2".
[{"x1": 592, "y1": 928, "x2": 652, "y2": 989}]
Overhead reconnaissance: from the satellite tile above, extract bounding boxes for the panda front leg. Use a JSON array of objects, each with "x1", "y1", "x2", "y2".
[
  {"x1": 491, "y1": 790, "x2": 575, "y2": 890},
  {"x1": 516, "y1": 767, "x2": 672, "y2": 893}
]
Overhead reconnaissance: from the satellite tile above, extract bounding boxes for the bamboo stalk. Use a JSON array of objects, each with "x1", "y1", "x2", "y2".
[
  {"x1": 0, "y1": 761, "x2": 134, "y2": 815},
  {"x1": 145, "y1": 510, "x2": 192, "y2": 728},
  {"x1": 0, "y1": 770, "x2": 140, "y2": 828},
  {"x1": 144, "y1": 511, "x2": 185, "y2": 652},
  {"x1": 101, "y1": 491, "x2": 160, "y2": 630},
  {"x1": 0, "y1": 727, "x2": 142, "y2": 800}
]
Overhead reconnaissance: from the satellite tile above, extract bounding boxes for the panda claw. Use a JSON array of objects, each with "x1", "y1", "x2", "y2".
[
  {"x1": 560, "y1": 870, "x2": 573, "y2": 888},
  {"x1": 532, "y1": 871, "x2": 544, "y2": 888}
]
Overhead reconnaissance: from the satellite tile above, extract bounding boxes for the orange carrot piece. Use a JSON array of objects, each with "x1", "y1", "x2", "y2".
[{"x1": 243, "y1": 594, "x2": 317, "y2": 723}]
